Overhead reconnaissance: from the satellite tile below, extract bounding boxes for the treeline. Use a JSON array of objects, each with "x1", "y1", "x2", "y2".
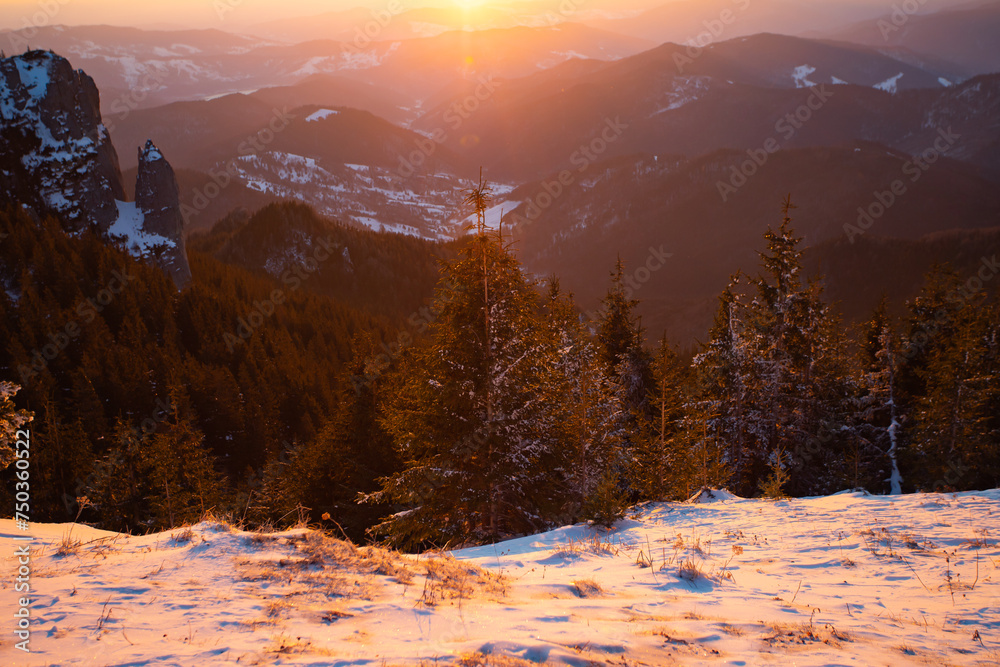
[
  {"x1": 330, "y1": 194, "x2": 999, "y2": 549},
  {"x1": 2, "y1": 195, "x2": 998, "y2": 549},
  {"x1": 189, "y1": 202, "x2": 451, "y2": 321},
  {"x1": 0, "y1": 203, "x2": 412, "y2": 534}
]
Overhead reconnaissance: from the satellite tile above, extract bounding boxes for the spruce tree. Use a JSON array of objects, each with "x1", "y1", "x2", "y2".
[
  {"x1": 854, "y1": 298, "x2": 904, "y2": 494},
  {"x1": 695, "y1": 198, "x2": 851, "y2": 496},
  {"x1": 596, "y1": 258, "x2": 654, "y2": 419},
  {"x1": 745, "y1": 197, "x2": 851, "y2": 496},
  {"x1": 905, "y1": 267, "x2": 997, "y2": 490},
  {"x1": 632, "y1": 336, "x2": 708, "y2": 500},
  {"x1": 541, "y1": 279, "x2": 625, "y2": 522},
  {"x1": 366, "y1": 177, "x2": 556, "y2": 548},
  {"x1": 693, "y1": 280, "x2": 750, "y2": 494},
  {"x1": 0, "y1": 382, "x2": 32, "y2": 470}
]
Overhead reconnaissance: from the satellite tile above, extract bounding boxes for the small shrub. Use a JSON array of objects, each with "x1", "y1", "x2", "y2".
[{"x1": 581, "y1": 473, "x2": 629, "y2": 528}]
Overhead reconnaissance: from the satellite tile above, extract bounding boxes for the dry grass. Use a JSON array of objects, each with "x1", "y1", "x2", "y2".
[
  {"x1": 55, "y1": 533, "x2": 81, "y2": 557},
  {"x1": 416, "y1": 552, "x2": 507, "y2": 606},
  {"x1": 763, "y1": 620, "x2": 851, "y2": 647},
  {"x1": 964, "y1": 528, "x2": 993, "y2": 549},
  {"x1": 677, "y1": 558, "x2": 704, "y2": 582},
  {"x1": 718, "y1": 622, "x2": 745, "y2": 636},
  {"x1": 550, "y1": 533, "x2": 623, "y2": 558},
  {"x1": 170, "y1": 526, "x2": 196, "y2": 544},
  {"x1": 571, "y1": 577, "x2": 605, "y2": 598},
  {"x1": 236, "y1": 528, "x2": 506, "y2": 610},
  {"x1": 454, "y1": 652, "x2": 541, "y2": 666}
]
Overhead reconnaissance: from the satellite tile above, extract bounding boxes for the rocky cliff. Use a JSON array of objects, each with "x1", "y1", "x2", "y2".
[
  {"x1": 0, "y1": 50, "x2": 191, "y2": 287},
  {"x1": 133, "y1": 140, "x2": 192, "y2": 287}
]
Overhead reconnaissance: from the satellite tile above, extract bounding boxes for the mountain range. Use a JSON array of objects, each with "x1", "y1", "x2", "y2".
[{"x1": 2, "y1": 1, "x2": 999, "y2": 342}]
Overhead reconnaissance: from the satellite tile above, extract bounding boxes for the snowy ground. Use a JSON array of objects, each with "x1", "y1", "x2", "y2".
[{"x1": 2, "y1": 489, "x2": 999, "y2": 666}]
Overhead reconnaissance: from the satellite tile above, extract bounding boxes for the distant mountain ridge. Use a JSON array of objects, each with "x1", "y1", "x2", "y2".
[{"x1": 502, "y1": 145, "x2": 1000, "y2": 342}]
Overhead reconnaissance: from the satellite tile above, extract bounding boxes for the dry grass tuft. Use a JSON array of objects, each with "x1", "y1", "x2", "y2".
[
  {"x1": 55, "y1": 534, "x2": 81, "y2": 557},
  {"x1": 171, "y1": 526, "x2": 196, "y2": 544},
  {"x1": 416, "y1": 553, "x2": 507, "y2": 606},
  {"x1": 571, "y1": 578, "x2": 605, "y2": 598},
  {"x1": 551, "y1": 533, "x2": 622, "y2": 559},
  {"x1": 454, "y1": 652, "x2": 540, "y2": 666},
  {"x1": 763, "y1": 621, "x2": 851, "y2": 647},
  {"x1": 719, "y1": 622, "x2": 745, "y2": 636},
  {"x1": 236, "y1": 528, "x2": 506, "y2": 609}
]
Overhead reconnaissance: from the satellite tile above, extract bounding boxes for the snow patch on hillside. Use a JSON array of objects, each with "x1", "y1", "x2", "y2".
[
  {"x1": 792, "y1": 64, "x2": 816, "y2": 88},
  {"x1": 874, "y1": 73, "x2": 904, "y2": 94},
  {"x1": 108, "y1": 200, "x2": 175, "y2": 255},
  {"x1": 7, "y1": 490, "x2": 999, "y2": 665},
  {"x1": 305, "y1": 108, "x2": 339, "y2": 122},
  {"x1": 652, "y1": 75, "x2": 711, "y2": 115}
]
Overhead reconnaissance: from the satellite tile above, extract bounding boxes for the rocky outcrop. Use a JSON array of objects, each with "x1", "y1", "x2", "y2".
[
  {"x1": 134, "y1": 141, "x2": 192, "y2": 287},
  {"x1": 0, "y1": 50, "x2": 192, "y2": 288},
  {"x1": 0, "y1": 50, "x2": 124, "y2": 231}
]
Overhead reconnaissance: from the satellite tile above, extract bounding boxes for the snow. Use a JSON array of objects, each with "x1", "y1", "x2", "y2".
[
  {"x1": 107, "y1": 200, "x2": 175, "y2": 255},
  {"x1": 222, "y1": 151, "x2": 498, "y2": 240},
  {"x1": 652, "y1": 76, "x2": 711, "y2": 115},
  {"x1": 792, "y1": 65, "x2": 816, "y2": 88},
  {"x1": 6, "y1": 489, "x2": 999, "y2": 665},
  {"x1": 686, "y1": 487, "x2": 742, "y2": 503},
  {"x1": 305, "y1": 108, "x2": 339, "y2": 123},
  {"x1": 831, "y1": 76, "x2": 848, "y2": 85},
  {"x1": 554, "y1": 50, "x2": 590, "y2": 60},
  {"x1": 874, "y1": 73, "x2": 904, "y2": 94},
  {"x1": 14, "y1": 57, "x2": 52, "y2": 101},
  {"x1": 939, "y1": 77, "x2": 953, "y2": 87},
  {"x1": 142, "y1": 145, "x2": 163, "y2": 162}
]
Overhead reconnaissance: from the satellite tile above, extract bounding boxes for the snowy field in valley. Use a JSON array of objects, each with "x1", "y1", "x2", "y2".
[{"x1": 2, "y1": 489, "x2": 999, "y2": 666}]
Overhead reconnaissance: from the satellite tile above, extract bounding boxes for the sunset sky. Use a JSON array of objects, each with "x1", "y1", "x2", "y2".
[{"x1": 0, "y1": 0, "x2": 974, "y2": 32}]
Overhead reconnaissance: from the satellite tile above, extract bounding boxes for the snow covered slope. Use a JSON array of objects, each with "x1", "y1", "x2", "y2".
[{"x1": 2, "y1": 490, "x2": 998, "y2": 665}]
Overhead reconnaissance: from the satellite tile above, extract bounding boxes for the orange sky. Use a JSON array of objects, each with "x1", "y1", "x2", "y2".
[
  {"x1": 0, "y1": 0, "x2": 973, "y2": 32},
  {"x1": 0, "y1": 0, "x2": 654, "y2": 30}
]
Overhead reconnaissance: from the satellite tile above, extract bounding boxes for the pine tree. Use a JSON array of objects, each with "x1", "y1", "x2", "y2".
[
  {"x1": 541, "y1": 279, "x2": 625, "y2": 522},
  {"x1": 596, "y1": 258, "x2": 655, "y2": 419},
  {"x1": 144, "y1": 418, "x2": 224, "y2": 528},
  {"x1": 0, "y1": 382, "x2": 32, "y2": 470},
  {"x1": 906, "y1": 267, "x2": 997, "y2": 490},
  {"x1": 366, "y1": 177, "x2": 556, "y2": 548},
  {"x1": 854, "y1": 298, "x2": 904, "y2": 494},
  {"x1": 632, "y1": 336, "x2": 707, "y2": 500},
  {"x1": 694, "y1": 197, "x2": 851, "y2": 496},
  {"x1": 693, "y1": 280, "x2": 751, "y2": 494}
]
